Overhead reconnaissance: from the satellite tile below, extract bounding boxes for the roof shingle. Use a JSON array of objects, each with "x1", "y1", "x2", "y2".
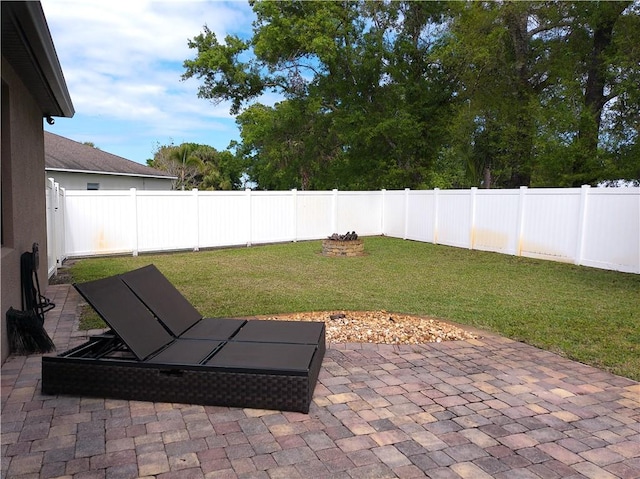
[{"x1": 44, "y1": 131, "x2": 174, "y2": 178}]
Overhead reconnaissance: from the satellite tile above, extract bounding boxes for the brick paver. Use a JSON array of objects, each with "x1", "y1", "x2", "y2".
[{"x1": 1, "y1": 284, "x2": 639, "y2": 478}]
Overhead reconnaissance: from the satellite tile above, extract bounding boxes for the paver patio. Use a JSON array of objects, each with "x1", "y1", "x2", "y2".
[{"x1": 1, "y1": 284, "x2": 639, "y2": 478}]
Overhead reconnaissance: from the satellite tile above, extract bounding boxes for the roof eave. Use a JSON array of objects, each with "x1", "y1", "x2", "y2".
[
  {"x1": 45, "y1": 167, "x2": 177, "y2": 180},
  {"x1": 2, "y1": 2, "x2": 74, "y2": 118}
]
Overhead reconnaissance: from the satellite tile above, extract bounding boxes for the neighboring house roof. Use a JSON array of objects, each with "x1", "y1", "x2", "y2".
[
  {"x1": 45, "y1": 132, "x2": 176, "y2": 179},
  {"x1": 1, "y1": 1, "x2": 74, "y2": 118}
]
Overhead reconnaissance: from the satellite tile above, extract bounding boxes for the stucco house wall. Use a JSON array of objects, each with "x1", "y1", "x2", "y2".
[
  {"x1": 1, "y1": 2, "x2": 74, "y2": 363},
  {"x1": 1, "y1": 59, "x2": 50, "y2": 362}
]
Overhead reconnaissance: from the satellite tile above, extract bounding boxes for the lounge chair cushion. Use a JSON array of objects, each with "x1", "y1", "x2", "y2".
[
  {"x1": 233, "y1": 320, "x2": 324, "y2": 344},
  {"x1": 148, "y1": 339, "x2": 224, "y2": 365},
  {"x1": 180, "y1": 317, "x2": 245, "y2": 340},
  {"x1": 207, "y1": 342, "x2": 317, "y2": 373}
]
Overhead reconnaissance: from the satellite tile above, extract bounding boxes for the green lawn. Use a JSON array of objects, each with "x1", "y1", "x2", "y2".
[{"x1": 71, "y1": 236, "x2": 640, "y2": 381}]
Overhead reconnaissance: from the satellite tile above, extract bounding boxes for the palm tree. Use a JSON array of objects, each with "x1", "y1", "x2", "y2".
[
  {"x1": 167, "y1": 144, "x2": 204, "y2": 190},
  {"x1": 149, "y1": 143, "x2": 244, "y2": 190}
]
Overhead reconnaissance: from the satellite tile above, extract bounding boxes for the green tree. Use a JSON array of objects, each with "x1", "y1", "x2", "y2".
[
  {"x1": 195, "y1": 145, "x2": 245, "y2": 191},
  {"x1": 236, "y1": 99, "x2": 340, "y2": 190},
  {"x1": 439, "y1": 2, "x2": 568, "y2": 187},
  {"x1": 566, "y1": 1, "x2": 639, "y2": 185},
  {"x1": 184, "y1": 0, "x2": 639, "y2": 190},
  {"x1": 184, "y1": 0, "x2": 454, "y2": 190},
  {"x1": 441, "y1": 1, "x2": 639, "y2": 187},
  {"x1": 148, "y1": 143, "x2": 203, "y2": 190},
  {"x1": 148, "y1": 143, "x2": 243, "y2": 191}
]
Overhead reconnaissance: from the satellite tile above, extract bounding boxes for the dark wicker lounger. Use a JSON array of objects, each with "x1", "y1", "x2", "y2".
[{"x1": 42, "y1": 267, "x2": 325, "y2": 413}]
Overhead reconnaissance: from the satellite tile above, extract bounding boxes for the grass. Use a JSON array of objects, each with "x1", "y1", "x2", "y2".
[{"x1": 70, "y1": 236, "x2": 640, "y2": 381}]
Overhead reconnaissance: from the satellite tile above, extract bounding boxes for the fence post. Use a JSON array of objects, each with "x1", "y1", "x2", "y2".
[
  {"x1": 433, "y1": 188, "x2": 440, "y2": 244},
  {"x1": 575, "y1": 184, "x2": 590, "y2": 266},
  {"x1": 46, "y1": 178, "x2": 57, "y2": 277},
  {"x1": 52, "y1": 180, "x2": 61, "y2": 267},
  {"x1": 380, "y1": 189, "x2": 386, "y2": 235},
  {"x1": 515, "y1": 186, "x2": 528, "y2": 256},
  {"x1": 332, "y1": 189, "x2": 338, "y2": 234},
  {"x1": 637, "y1": 192, "x2": 640, "y2": 274},
  {"x1": 404, "y1": 188, "x2": 410, "y2": 240},
  {"x1": 192, "y1": 188, "x2": 200, "y2": 251},
  {"x1": 245, "y1": 188, "x2": 252, "y2": 246},
  {"x1": 291, "y1": 188, "x2": 298, "y2": 242},
  {"x1": 58, "y1": 186, "x2": 66, "y2": 266},
  {"x1": 469, "y1": 187, "x2": 477, "y2": 250},
  {"x1": 130, "y1": 188, "x2": 139, "y2": 256}
]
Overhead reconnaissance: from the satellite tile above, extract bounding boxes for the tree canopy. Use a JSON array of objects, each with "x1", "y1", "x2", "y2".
[{"x1": 183, "y1": 0, "x2": 639, "y2": 190}]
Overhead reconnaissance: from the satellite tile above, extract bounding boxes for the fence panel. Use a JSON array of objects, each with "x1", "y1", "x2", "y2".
[
  {"x1": 336, "y1": 191, "x2": 383, "y2": 236},
  {"x1": 64, "y1": 191, "x2": 134, "y2": 256},
  {"x1": 135, "y1": 191, "x2": 197, "y2": 253},
  {"x1": 405, "y1": 190, "x2": 435, "y2": 242},
  {"x1": 580, "y1": 188, "x2": 639, "y2": 273},
  {"x1": 382, "y1": 191, "x2": 406, "y2": 238},
  {"x1": 296, "y1": 192, "x2": 335, "y2": 241},
  {"x1": 519, "y1": 189, "x2": 581, "y2": 263},
  {"x1": 473, "y1": 189, "x2": 521, "y2": 255},
  {"x1": 248, "y1": 191, "x2": 295, "y2": 245},
  {"x1": 436, "y1": 190, "x2": 473, "y2": 248},
  {"x1": 198, "y1": 192, "x2": 249, "y2": 247}
]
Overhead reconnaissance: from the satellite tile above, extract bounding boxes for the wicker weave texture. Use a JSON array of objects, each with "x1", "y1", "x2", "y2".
[{"x1": 43, "y1": 343, "x2": 324, "y2": 413}]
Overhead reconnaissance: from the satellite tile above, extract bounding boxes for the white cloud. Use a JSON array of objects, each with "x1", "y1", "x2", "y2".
[
  {"x1": 40, "y1": 0, "x2": 290, "y2": 162},
  {"x1": 41, "y1": 0, "x2": 256, "y2": 157}
]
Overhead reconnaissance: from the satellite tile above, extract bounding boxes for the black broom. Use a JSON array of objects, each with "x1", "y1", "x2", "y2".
[
  {"x1": 7, "y1": 307, "x2": 55, "y2": 354},
  {"x1": 7, "y1": 244, "x2": 55, "y2": 354}
]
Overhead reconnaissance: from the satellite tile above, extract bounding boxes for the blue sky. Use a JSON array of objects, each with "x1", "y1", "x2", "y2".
[{"x1": 41, "y1": 0, "x2": 273, "y2": 165}]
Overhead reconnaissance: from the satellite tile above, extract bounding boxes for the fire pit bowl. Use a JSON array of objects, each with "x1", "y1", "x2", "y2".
[{"x1": 322, "y1": 232, "x2": 365, "y2": 257}]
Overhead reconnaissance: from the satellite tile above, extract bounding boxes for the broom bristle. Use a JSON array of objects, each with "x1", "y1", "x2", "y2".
[{"x1": 6, "y1": 307, "x2": 55, "y2": 354}]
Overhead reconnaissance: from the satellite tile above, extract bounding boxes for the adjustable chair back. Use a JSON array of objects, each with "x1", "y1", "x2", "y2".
[
  {"x1": 122, "y1": 264, "x2": 323, "y2": 345},
  {"x1": 121, "y1": 264, "x2": 244, "y2": 339},
  {"x1": 75, "y1": 276, "x2": 223, "y2": 364},
  {"x1": 75, "y1": 276, "x2": 174, "y2": 360}
]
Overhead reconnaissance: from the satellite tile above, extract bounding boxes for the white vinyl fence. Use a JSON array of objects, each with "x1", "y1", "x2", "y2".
[
  {"x1": 46, "y1": 178, "x2": 66, "y2": 278},
  {"x1": 45, "y1": 183, "x2": 640, "y2": 275}
]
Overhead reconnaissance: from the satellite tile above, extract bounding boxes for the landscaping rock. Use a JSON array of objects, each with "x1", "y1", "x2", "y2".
[{"x1": 261, "y1": 310, "x2": 477, "y2": 344}]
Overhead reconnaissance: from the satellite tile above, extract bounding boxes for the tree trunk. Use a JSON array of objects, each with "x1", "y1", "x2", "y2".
[
  {"x1": 483, "y1": 166, "x2": 492, "y2": 189},
  {"x1": 573, "y1": 2, "x2": 630, "y2": 185},
  {"x1": 504, "y1": 4, "x2": 534, "y2": 187}
]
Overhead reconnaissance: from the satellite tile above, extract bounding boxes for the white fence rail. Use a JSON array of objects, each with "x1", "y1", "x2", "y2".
[{"x1": 46, "y1": 184, "x2": 640, "y2": 275}]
